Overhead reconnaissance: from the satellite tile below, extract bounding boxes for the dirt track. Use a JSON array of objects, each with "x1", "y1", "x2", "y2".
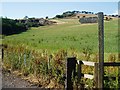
[
  {"x1": 2, "y1": 71, "x2": 38, "y2": 88},
  {"x1": 0, "y1": 48, "x2": 38, "y2": 89}
]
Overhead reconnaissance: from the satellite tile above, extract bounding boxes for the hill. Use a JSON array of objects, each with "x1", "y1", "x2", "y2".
[
  {"x1": 3, "y1": 18, "x2": 118, "y2": 55},
  {"x1": 54, "y1": 11, "x2": 119, "y2": 19}
]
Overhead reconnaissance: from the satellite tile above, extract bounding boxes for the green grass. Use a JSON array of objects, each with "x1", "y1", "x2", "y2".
[{"x1": 3, "y1": 18, "x2": 118, "y2": 55}]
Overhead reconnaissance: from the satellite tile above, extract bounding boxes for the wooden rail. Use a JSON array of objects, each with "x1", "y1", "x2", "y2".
[
  {"x1": 83, "y1": 74, "x2": 94, "y2": 79},
  {"x1": 104, "y1": 62, "x2": 120, "y2": 66},
  {"x1": 77, "y1": 60, "x2": 99, "y2": 88},
  {"x1": 77, "y1": 60, "x2": 95, "y2": 66}
]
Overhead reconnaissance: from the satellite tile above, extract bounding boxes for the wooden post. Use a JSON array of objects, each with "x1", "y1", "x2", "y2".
[
  {"x1": 2, "y1": 48, "x2": 4, "y2": 61},
  {"x1": 98, "y1": 12, "x2": 104, "y2": 88},
  {"x1": 118, "y1": 54, "x2": 120, "y2": 88},
  {"x1": 118, "y1": 5, "x2": 120, "y2": 88},
  {"x1": 94, "y1": 63, "x2": 99, "y2": 88},
  {"x1": 117, "y1": 65, "x2": 120, "y2": 89},
  {"x1": 48, "y1": 57, "x2": 50, "y2": 70},
  {"x1": 65, "y1": 57, "x2": 77, "y2": 90},
  {"x1": 24, "y1": 53, "x2": 26, "y2": 67},
  {"x1": 77, "y1": 61, "x2": 82, "y2": 84}
]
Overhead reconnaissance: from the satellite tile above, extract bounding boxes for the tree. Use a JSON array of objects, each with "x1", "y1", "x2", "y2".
[
  {"x1": 24, "y1": 16, "x2": 29, "y2": 19},
  {"x1": 83, "y1": 16, "x2": 85, "y2": 18},
  {"x1": 2, "y1": 17, "x2": 27, "y2": 35},
  {"x1": 46, "y1": 16, "x2": 48, "y2": 19},
  {"x1": 77, "y1": 16, "x2": 80, "y2": 18},
  {"x1": 56, "y1": 15, "x2": 63, "y2": 18}
]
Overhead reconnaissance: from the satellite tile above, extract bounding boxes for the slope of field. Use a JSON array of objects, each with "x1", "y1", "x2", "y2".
[{"x1": 3, "y1": 18, "x2": 118, "y2": 55}]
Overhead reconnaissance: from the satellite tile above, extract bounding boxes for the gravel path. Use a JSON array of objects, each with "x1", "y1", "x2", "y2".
[{"x1": 2, "y1": 71, "x2": 38, "y2": 88}]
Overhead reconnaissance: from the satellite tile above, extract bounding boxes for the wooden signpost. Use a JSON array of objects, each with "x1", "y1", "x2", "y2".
[{"x1": 98, "y1": 12, "x2": 104, "y2": 88}]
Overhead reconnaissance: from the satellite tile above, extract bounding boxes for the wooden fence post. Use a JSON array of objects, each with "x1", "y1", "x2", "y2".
[
  {"x1": 94, "y1": 63, "x2": 99, "y2": 88},
  {"x1": 98, "y1": 12, "x2": 104, "y2": 88},
  {"x1": 24, "y1": 53, "x2": 26, "y2": 67},
  {"x1": 77, "y1": 61, "x2": 82, "y2": 85},
  {"x1": 118, "y1": 53, "x2": 120, "y2": 88},
  {"x1": 117, "y1": 66, "x2": 120, "y2": 89},
  {"x1": 48, "y1": 57, "x2": 50, "y2": 70},
  {"x1": 118, "y1": 2, "x2": 120, "y2": 88},
  {"x1": 65, "y1": 57, "x2": 77, "y2": 90},
  {"x1": 2, "y1": 47, "x2": 4, "y2": 61}
]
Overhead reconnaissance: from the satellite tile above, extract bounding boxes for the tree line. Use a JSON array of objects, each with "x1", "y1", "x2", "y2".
[
  {"x1": 55, "y1": 11, "x2": 94, "y2": 18},
  {"x1": 55, "y1": 10, "x2": 120, "y2": 19},
  {"x1": 1, "y1": 17, "x2": 28, "y2": 35},
  {"x1": 1, "y1": 17, "x2": 55, "y2": 36}
]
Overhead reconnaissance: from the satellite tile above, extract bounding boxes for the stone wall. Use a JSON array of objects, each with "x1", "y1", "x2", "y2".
[{"x1": 79, "y1": 17, "x2": 98, "y2": 24}]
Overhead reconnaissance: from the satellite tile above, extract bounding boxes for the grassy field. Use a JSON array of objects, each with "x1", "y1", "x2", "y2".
[
  {"x1": 3, "y1": 18, "x2": 119, "y2": 88},
  {"x1": 3, "y1": 18, "x2": 118, "y2": 59}
]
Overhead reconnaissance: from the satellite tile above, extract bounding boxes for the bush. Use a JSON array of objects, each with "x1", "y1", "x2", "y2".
[{"x1": 56, "y1": 15, "x2": 64, "y2": 18}]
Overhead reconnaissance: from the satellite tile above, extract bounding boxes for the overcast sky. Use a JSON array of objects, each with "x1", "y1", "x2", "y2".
[{"x1": 1, "y1": 2, "x2": 119, "y2": 19}]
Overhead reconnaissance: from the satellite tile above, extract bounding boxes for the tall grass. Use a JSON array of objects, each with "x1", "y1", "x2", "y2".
[
  {"x1": 3, "y1": 45, "x2": 67, "y2": 87},
  {"x1": 3, "y1": 44, "x2": 119, "y2": 88}
]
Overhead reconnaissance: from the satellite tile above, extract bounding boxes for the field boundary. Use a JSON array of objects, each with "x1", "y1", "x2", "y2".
[{"x1": 65, "y1": 57, "x2": 120, "y2": 89}]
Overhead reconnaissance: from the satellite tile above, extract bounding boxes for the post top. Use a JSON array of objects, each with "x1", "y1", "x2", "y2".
[{"x1": 98, "y1": 12, "x2": 103, "y2": 14}]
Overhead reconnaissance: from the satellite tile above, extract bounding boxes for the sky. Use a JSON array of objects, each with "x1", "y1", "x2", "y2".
[
  {"x1": 1, "y1": 2, "x2": 119, "y2": 19},
  {"x1": 1, "y1": 0, "x2": 120, "y2": 2}
]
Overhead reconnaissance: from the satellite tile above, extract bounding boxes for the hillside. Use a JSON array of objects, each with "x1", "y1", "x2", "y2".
[
  {"x1": 54, "y1": 11, "x2": 119, "y2": 19},
  {"x1": 3, "y1": 18, "x2": 118, "y2": 55}
]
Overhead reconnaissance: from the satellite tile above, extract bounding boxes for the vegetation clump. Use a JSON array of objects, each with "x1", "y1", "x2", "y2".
[
  {"x1": 2, "y1": 17, "x2": 27, "y2": 35},
  {"x1": 1, "y1": 17, "x2": 56, "y2": 35}
]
